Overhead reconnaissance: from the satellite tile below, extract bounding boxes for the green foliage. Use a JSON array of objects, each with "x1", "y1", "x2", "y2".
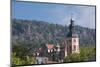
[
  {"x1": 80, "y1": 47, "x2": 96, "y2": 61},
  {"x1": 12, "y1": 52, "x2": 23, "y2": 65},
  {"x1": 64, "y1": 55, "x2": 70, "y2": 62},
  {"x1": 12, "y1": 19, "x2": 96, "y2": 65},
  {"x1": 69, "y1": 53, "x2": 81, "y2": 62},
  {"x1": 64, "y1": 47, "x2": 96, "y2": 62},
  {"x1": 12, "y1": 43, "x2": 37, "y2": 66},
  {"x1": 12, "y1": 19, "x2": 96, "y2": 48},
  {"x1": 64, "y1": 53, "x2": 80, "y2": 62},
  {"x1": 12, "y1": 52, "x2": 36, "y2": 66}
]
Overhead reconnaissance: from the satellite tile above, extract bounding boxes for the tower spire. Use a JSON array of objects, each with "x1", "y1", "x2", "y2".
[
  {"x1": 67, "y1": 14, "x2": 78, "y2": 38},
  {"x1": 70, "y1": 13, "x2": 74, "y2": 24}
]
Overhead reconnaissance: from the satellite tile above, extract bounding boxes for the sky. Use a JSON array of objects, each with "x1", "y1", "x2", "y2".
[{"x1": 12, "y1": 1, "x2": 96, "y2": 29}]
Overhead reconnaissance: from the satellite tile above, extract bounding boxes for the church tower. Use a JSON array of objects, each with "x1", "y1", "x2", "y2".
[{"x1": 64, "y1": 17, "x2": 80, "y2": 57}]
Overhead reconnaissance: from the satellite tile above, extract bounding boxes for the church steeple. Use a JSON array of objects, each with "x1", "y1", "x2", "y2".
[
  {"x1": 67, "y1": 16, "x2": 78, "y2": 38},
  {"x1": 64, "y1": 14, "x2": 80, "y2": 57},
  {"x1": 69, "y1": 18, "x2": 75, "y2": 33}
]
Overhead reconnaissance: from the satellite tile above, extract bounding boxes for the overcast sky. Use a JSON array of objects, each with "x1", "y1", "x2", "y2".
[{"x1": 12, "y1": 1, "x2": 96, "y2": 29}]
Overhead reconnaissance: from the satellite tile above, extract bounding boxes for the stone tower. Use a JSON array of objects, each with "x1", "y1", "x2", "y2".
[{"x1": 64, "y1": 18, "x2": 80, "y2": 57}]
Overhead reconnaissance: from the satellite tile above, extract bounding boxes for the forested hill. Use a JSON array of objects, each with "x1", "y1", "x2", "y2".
[{"x1": 12, "y1": 19, "x2": 96, "y2": 48}]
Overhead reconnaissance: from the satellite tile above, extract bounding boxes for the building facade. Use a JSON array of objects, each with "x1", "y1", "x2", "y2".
[{"x1": 34, "y1": 18, "x2": 80, "y2": 64}]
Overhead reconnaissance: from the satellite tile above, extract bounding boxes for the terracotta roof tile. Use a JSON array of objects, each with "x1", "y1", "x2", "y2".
[{"x1": 46, "y1": 44, "x2": 55, "y2": 50}]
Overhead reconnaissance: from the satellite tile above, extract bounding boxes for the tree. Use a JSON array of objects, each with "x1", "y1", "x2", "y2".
[
  {"x1": 12, "y1": 52, "x2": 36, "y2": 66},
  {"x1": 64, "y1": 47, "x2": 96, "y2": 62}
]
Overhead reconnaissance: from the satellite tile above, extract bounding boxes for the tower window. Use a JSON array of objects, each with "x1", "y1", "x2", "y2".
[
  {"x1": 73, "y1": 45, "x2": 76, "y2": 51},
  {"x1": 73, "y1": 39, "x2": 76, "y2": 42}
]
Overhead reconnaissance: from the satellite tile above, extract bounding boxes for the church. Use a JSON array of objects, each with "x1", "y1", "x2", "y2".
[
  {"x1": 34, "y1": 17, "x2": 80, "y2": 64},
  {"x1": 63, "y1": 17, "x2": 80, "y2": 57}
]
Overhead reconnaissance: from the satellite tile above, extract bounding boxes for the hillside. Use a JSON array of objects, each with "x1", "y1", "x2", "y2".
[{"x1": 12, "y1": 19, "x2": 96, "y2": 48}]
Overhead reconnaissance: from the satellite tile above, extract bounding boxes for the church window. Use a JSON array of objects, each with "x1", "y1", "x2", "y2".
[
  {"x1": 73, "y1": 45, "x2": 76, "y2": 51},
  {"x1": 74, "y1": 39, "x2": 76, "y2": 42}
]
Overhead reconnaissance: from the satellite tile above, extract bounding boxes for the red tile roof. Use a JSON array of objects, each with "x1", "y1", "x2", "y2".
[{"x1": 46, "y1": 44, "x2": 55, "y2": 50}]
